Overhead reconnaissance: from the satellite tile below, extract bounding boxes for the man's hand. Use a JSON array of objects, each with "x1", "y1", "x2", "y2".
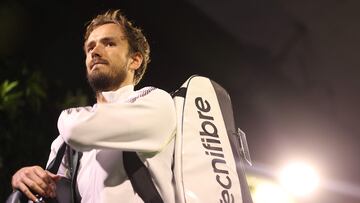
[{"x1": 11, "y1": 166, "x2": 60, "y2": 202}]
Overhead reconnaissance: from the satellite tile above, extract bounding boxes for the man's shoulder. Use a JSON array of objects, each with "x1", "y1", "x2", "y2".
[
  {"x1": 130, "y1": 86, "x2": 172, "y2": 103},
  {"x1": 135, "y1": 86, "x2": 169, "y2": 94},
  {"x1": 134, "y1": 86, "x2": 158, "y2": 96}
]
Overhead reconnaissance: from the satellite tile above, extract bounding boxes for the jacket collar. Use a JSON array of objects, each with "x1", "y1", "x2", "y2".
[{"x1": 101, "y1": 85, "x2": 134, "y2": 103}]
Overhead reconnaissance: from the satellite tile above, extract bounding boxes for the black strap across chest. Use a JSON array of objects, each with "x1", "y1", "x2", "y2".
[
  {"x1": 49, "y1": 143, "x2": 163, "y2": 203},
  {"x1": 123, "y1": 151, "x2": 164, "y2": 203}
]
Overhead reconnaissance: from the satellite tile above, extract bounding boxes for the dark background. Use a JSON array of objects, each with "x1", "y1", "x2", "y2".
[{"x1": 1, "y1": 0, "x2": 360, "y2": 202}]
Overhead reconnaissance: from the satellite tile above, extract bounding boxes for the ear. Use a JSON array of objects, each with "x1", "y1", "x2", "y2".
[{"x1": 128, "y1": 52, "x2": 143, "y2": 71}]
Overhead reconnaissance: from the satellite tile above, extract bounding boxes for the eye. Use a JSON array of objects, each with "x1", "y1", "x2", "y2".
[
  {"x1": 106, "y1": 42, "x2": 116, "y2": 47},
  {"x1": 87, "y1": 46, "x2": 94, "y2": 53}
]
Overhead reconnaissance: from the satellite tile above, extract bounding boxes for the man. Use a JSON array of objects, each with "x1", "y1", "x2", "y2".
[{"x1": 11, "y1": 9, "x2": 176, "y2": 203}]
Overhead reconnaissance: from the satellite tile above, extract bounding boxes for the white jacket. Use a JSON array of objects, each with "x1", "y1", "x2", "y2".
[{"x1": 46, "y1": 85, "x2": 176, "y2": 203}]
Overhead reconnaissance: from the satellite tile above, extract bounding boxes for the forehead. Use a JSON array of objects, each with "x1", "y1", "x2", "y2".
[{"x1": 87, "y1": 23, "x2": 125, "y2": 43}]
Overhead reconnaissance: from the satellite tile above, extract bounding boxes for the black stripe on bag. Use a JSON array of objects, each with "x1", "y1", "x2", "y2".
[
  {"x1": 211, "y1": 80, "x2": 253, "y2": 203},
  {"x1": 123, "y1": 151, "x2": 164, "y2": 203}
]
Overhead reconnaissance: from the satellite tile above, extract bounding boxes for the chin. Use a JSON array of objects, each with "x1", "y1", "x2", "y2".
[
  {"x1": 87, "y1": 73, "x2": 121, "y2": 93},
  {"x1": 89, "y1": 67, "x2": 107, "y2": 78}
]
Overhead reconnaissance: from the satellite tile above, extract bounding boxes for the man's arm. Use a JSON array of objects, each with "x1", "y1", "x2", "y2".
[{"x1": 58, "y1": 88, "x2": 176, "y2": 152}]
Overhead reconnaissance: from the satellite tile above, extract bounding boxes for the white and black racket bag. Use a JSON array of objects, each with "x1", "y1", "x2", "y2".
[
  {"x1": 172, "y1": 75, "x2": 253, "y2": 203},
  {"x1": 5, "y1": 75, "x2": 253, "y2": 203}
]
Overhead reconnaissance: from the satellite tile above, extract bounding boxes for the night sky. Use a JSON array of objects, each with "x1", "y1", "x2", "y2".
[{"x1": 2, "y1": 0, "x2": 360, "y2": 202}]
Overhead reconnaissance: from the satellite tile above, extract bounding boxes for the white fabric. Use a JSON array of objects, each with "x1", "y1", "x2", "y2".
[
  {"x1": 46, "y1": 85, "x2": 176, "y2": 203},
  {"x1": 173, "y1": 76, "x2": 245, "y2": 203}
]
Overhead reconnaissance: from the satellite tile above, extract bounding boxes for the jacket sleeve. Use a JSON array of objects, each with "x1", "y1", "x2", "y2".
[{"x1": 57, "y1": 89, "x2": 176, "y2": 152}]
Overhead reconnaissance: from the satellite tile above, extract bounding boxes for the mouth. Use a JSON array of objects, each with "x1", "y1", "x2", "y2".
[{"x1": 90, "y1": 59, "x2": 109, "y2": 70}]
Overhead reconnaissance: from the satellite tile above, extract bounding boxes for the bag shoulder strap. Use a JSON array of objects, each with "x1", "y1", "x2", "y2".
[
  {"x1": 123, "y1": 151, "x2": 164, "y2": 203},
  {"x1": 171, "y1": 87, "x2": 187, "y2": 98},
  {"x1": 49, "y1": 143, "x2": 162, "y2": 203}
]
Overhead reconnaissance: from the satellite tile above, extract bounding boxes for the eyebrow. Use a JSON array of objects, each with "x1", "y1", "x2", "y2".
[{"x1": 84, "y1": 37, "x2": 118, "y2": 52}]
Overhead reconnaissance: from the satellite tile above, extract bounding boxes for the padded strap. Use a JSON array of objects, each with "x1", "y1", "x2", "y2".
[
  {"x1": 171, "y1": 87, "x2": 187, "y2": 98},
  {"x1": 123, "y1": 151, "x2": 164, "y2": 203}
]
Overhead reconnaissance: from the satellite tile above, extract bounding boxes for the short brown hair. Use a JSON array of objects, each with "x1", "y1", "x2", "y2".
[{"x1": 84, "y1": 9, "x2": 150, "y2": 85}]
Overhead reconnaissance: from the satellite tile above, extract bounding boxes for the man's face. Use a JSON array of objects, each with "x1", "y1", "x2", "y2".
[{"x1": 85, "y1": 23, "x2": 133, "y2": 92}]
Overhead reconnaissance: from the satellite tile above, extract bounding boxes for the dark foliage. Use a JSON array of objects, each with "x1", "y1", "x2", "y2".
[{"x1": 0, "y1": 58, "x2": 88, "y2": 201}]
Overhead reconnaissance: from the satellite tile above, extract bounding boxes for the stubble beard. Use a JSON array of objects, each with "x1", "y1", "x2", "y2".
[{"x1": 87, "y1": 64, "x2": 128, "y2": 92}]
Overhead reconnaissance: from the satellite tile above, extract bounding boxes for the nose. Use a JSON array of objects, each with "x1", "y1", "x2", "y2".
[{"x1": 91, "y1": 44, "x2": 103, "y2": 58}]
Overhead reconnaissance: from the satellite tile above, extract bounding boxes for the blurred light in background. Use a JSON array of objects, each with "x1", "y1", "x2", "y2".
[
  {"x1": 254, "y1": 182, "x2": 294, "y2": 203},
  {"x1": 247, "y1": 176, "x2": 295, "y2": 203},
  {"x1": 247, "y1": 161, "x2": 320, "y2": 203},
  {"x1": 278, "y1": 162, "x2": 319, "y2": 197}
]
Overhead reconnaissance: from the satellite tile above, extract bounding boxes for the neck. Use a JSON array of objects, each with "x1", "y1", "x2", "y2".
[
  {"x1": 95, "y1": 83, "x2": 135, "y2": 103},
  {"x1": 95, "y1": 74, "x2": 135, "y2": 103},
  {"x1": 96, "y1": 92, "x2": 107, "y2": 103}
]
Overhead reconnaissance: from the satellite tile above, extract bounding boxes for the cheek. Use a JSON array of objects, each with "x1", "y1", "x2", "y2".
[{"x1": 85, "y1": 56, "x2": 91, "y2": 69}]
